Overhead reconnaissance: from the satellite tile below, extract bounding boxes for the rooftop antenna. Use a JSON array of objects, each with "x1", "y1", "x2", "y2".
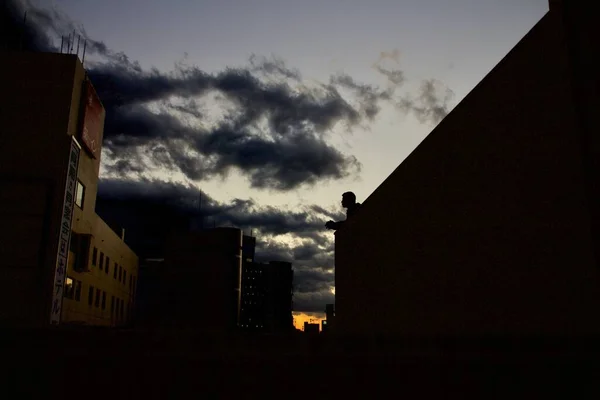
[
  {"x1": 76, "y1": 35, "x2": 81, "y2": 57},
  {"x1": 81, "y1": 40, "x2": 87, "y2": 66},
  {"x1": 70, "y1": 30, "x2": 76, "y2": 53}
]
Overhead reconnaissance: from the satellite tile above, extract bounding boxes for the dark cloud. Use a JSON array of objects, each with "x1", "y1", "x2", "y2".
[
  {"x1": 95, "y1": 178, "x2": 337, "y2": 311},
  {"x1": 293, "y1": 291, "x2": 335, "y2": 313},
  {"x1": 330, "y1": 73, "x2": 394, "y2": 120},
  {"x1": 92, "y1": 59, "x2": 367, "y2": 190},
  {"x1": 6, "y1": 1, "x2": 456, "y2": 189},
  {"x1": 1, "y1": 0, "x2": 54, "y2": 52},
  {"x1": 294, "y1": 269, "x2": 334, "y2": 294},
  {"x1": 309, "y1": 204, "x2": 345, "y2": 222},
  {"x1": 167, "y1": 99, "x2": 203, "y2": 119},
  {"x1": 5, "y1": 1, "x2": 455, "y2": 311},
  {"x1": 4, "y1": 0, "x2": 375, "y2": 191}
]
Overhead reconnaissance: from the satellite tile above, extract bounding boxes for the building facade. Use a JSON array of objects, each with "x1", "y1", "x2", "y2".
[
  {"x1": 335, "y1": 1, "x2": 600, "y2": 336},
  {"x1": 321, "y1": 304, "x2": 335, "y2": 333},
  {"x1": 0, "y1": 52, "x2": 138, "y2": 327},
  {"x1": 239, "y1": 261, "x2": 294, "y2": 333},
  {"x1": 136, "y1": 228, "x2": 256, "y2": 331},
  {"x1": 303, "y1": 322, "x2": 320, "y2": 335}
]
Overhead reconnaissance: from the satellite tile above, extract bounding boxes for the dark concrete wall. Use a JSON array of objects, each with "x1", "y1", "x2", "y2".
[
  {"x1": 335, "y1": 10, "x2": 600, "y2": 335},
  {"x1": 143, "y1": 228, "x2": 243, "y2": 331}
]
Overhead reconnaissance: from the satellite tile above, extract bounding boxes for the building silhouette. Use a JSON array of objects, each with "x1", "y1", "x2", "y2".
[
  {"x1": 240, "y1": 260, "x2": 294, "y2": 333},
  {"x1": 303, "y1": 322, "x2": 320, "y2": 334},
  {"x1": 0, "y1": 52, "x2": 138, "y2": 327},
  {"x1": 134, "y1": 227, "x2": 255, "y2": 331},
  {"x1": 335, "y1": 1, "x2": 600, "y2": 336},
  {"x1": 321, "y1": 304, "x2": 335, "y2": 333}
]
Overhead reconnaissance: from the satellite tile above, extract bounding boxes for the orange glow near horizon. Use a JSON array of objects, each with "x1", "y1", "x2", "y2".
[{"x1": 293, "y1": 312, "x2": 325, "y2": 331}]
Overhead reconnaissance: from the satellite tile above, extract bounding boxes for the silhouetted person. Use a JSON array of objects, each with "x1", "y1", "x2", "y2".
[{"x1": 325, "y1": 192, "x2": 361, "y2": 231}]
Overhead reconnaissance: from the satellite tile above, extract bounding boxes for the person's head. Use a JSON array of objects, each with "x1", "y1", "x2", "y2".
[{"x1": 341, "y1": 191, "x2": 356, "y2": 208}]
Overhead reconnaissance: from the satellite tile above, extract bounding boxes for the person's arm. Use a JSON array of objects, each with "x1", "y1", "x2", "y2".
[{"x1": 325, "y1": 220, "x2": 344, "y2": 230}]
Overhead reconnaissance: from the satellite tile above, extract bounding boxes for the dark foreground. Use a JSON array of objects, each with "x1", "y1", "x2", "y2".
[{"x1": 2, "y1": 327, "x2": 600, "y2": 399}]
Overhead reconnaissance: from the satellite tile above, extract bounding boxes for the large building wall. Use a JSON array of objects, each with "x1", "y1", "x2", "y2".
[
  {"x1": 151, "y1": 228, "x2": 243, "y2": 331},
  {"x1": 0, "y1": 53, "x2": 79, "y2": 326},
  {"x1": 335, "y1": 8, "x2": 600, "y2": 336},
  {"x1": 0, "y1": 52, "x2": 138, "y2": 327},
  {"x1": 62, "y1": 217, "x2": 138, "y2": 327}
]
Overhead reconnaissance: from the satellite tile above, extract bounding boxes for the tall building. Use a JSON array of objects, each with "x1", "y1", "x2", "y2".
[
  {"x1": 135, "y1": 227, "x2": 256, "y2": 331},
  {"x1": 0, "y1": 52, "x2": 138, "y2": 327},
  {"x1": 303, "y1": 322, "x2": 320, "y2": 335},
  {"x1": 239, "y1": 261, "x2": 294, "y2": 333},
  {"x1": 321, "y1": 304, "x2": 335, "y2": 333},
  {"x1": 335, "y1": 1, "x2": 600, "y2": 336}
]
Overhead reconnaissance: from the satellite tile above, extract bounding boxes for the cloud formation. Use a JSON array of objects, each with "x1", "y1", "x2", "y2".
[
  {"x1": 6, "y1": 1, "x2": 454, "y2": 193},
  {"x1": 3, "y1": 1, "x2": 455, "y2": 312},
  {"x1": 398, "y1": 79, "x2": 455, "y2": 125},
  {"x1": 5, "y1": 0, "x2": 381, "y2": 191},
  {"x1": 95, "y1": 178, "x2": 339, "y2": 311}
]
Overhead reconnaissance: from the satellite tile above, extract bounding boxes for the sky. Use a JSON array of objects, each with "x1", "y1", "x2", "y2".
[{"x1": 4, "y1": 0, "x2": 550, "y2": 317}]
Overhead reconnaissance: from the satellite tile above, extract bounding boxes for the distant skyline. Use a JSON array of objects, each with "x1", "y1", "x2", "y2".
[{"x1": 7, "y1": 0, "x2": 550, "y2": 315}]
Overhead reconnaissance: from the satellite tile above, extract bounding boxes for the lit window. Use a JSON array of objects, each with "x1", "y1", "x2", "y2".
[
  {"x1": 64, "y1": 277, "x2": 74, "y2": 299},
  {"x1": 75, "y1": 180, "x2": 85, "y2": 209}
]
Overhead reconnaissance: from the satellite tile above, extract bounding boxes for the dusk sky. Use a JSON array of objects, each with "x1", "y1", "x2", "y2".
[{"x1": 7, "y1": 0, "x2": 549, "y2": 325}]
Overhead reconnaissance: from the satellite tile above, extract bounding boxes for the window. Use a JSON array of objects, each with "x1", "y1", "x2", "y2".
[
  {"x1": 105, "y1": 261, "x2": 109, "y2": 275},
  {"x1": 75, "y1": 180, "x2": 85, "y2": 209},
  {"x1": 95, "y1": 289, "x2": 100, "y2": 308},
  {"x1": 123, "y1": 270, "x2": 127, "y2": 285},
  {"x1": 71, "y1": 233, "x2": 91, "y2": 272},
  {"x1": 64, "y1": 277, "x2": 74, "y2": 299},
  {"x1": 101, "y1": 291, "x2": 106, "y2": 310},
  {"x1": 111, "y1": 296, "x2": 115, "y2": 316},
  {"x1": 105, "y1": 257, "x2": 110, "y2": 274},
  {"x1": 116, "y1": 299, "x2": 121, "y2": 318},
  {"x1": 75, "y1": 280, "x2": 82, "y2": 301},
  {"x1": 99, "y1": 252, "x2": 104, "y2": 271},
  {"x1": 118, "y1": 266, "x2": 122, "y2": 282},
  {"x1": 88, "y1": 286, "x2": 94, "y2": 306},
  {"x1": 92, "y1": 247, "x2": 97, "y2": 266},
  {"x1": 114, "y1": 263, "x2": 118, "y2": 279}
]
